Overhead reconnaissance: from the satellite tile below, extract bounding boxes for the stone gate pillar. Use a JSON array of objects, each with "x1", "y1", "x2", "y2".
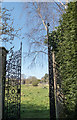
[{"x1": 0, "y1": 47, "x2": 8, "y2": 120}]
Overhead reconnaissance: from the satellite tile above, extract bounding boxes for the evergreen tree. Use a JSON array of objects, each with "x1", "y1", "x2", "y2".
[
  {"x1": 54, "y1": 1, "x2": 77, "y2": 118},
  {"x1": 44, "y1": 1, "x2": 77, "y2": 118}
]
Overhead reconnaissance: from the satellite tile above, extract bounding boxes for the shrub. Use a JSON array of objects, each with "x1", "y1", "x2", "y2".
[{"x1": 32, "y1": 80, "x2": 39, "y2": 86}]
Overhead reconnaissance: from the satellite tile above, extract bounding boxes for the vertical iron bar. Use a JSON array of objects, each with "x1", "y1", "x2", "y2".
[
  {"x1": 19, "y1": 42, "x2": 22, "y2": 120},
  {"x1": 2, "y1": 62, "x2": 6, "y2": 120},
  {"x1": 47, "y1": 23, "x2": 56, "y2": 119}
]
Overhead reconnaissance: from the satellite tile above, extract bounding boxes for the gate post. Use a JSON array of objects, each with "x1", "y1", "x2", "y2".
[{"x1": 0, "y1": 47, "x2": 8, "y2": 120}]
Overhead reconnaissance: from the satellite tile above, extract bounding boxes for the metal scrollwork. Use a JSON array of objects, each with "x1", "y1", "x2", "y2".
[{"x1": 3, "y1": 43, "x2": 22, "y2": 120}]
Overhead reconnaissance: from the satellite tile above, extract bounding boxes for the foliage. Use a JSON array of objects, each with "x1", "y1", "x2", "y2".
[
  {"x1": 1, "y1": 7, "x2": 21, "y2": 43},
  {"x1": 50, "y1": 2, "x2": 77, "y2": 118},
  {"x1": 32, "y1": 80, "x2": 39, "y2": 86},
  {"x1": 26, "y1": 76, "x2": 37, "y2": 84},
  {"x1": 31, "y1": 77, "x2": 40, "y2": 86},
  {"x1": 37, "y1": 79, "x2": 41, "y2": 82},
  {"x1": 44, "y1": 32, "x2": 58, "y2": 51},
  {"x1": 23, "y1": 76, "x2": 41, "y2": 85},
  {"x1": 41, "y1": 73, "x2": 49, "y2": 83}
]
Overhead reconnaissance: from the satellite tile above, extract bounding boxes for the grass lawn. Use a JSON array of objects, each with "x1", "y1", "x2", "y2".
[{"x1": 21, "y1": 84, "x2": 50, "y2": 119}]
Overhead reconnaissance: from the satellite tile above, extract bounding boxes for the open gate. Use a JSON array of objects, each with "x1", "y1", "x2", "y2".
[{"x1": 3, "y1": 43, "x2": 22, "y2": 120}]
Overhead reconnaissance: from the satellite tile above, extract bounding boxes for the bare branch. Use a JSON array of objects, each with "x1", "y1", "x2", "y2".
[{"x1": 23, "y1": 2, "x2": 64, "y2": 66}]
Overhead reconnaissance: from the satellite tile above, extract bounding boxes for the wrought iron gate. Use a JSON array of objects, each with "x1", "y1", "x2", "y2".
[{"x1": 3, "y1": 43, "x2": 22, "y2": 120}]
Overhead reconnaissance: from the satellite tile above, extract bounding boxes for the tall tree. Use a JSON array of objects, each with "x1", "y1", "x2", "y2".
[
  {"x1": 53, "y1": 1, "x2": 77, "y2": 118},
  {"x1": 23, "y1": 2, "x2": 65, "y2": 65}
]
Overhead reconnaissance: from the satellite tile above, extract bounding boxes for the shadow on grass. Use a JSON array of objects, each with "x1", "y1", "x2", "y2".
[{"x1": 21, "y1": 103, "x2": 50, "y2": 120}]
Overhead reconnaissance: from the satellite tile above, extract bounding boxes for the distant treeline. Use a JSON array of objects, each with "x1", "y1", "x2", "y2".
[{"x1": 21, "y1": 73, "x2": 49, "y2": 86}]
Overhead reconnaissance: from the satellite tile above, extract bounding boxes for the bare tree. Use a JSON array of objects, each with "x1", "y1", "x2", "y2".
[{"x1": 23, "y1": 1, "x2": 68, "y2": 66}]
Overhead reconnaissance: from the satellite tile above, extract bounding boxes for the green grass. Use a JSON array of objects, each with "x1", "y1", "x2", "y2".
[{"x1": 21, "y1": 84, "x2": 50, "y2": 119}]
